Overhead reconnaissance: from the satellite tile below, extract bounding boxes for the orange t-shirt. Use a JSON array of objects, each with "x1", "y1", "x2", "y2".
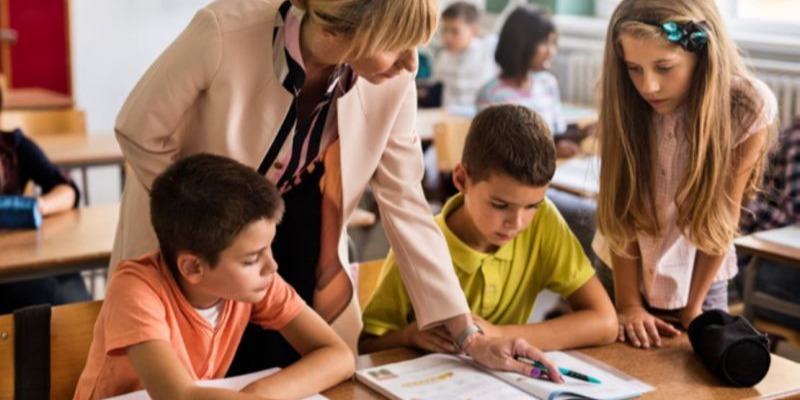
[{"x1": 73, "y1": 251, "x2": 305, "y2": 400}]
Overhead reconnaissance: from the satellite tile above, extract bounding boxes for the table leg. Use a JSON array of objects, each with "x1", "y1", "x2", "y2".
[
  {"x1": 742, "y1": 255, "x2": 761, "y2": 322},
  {"x1": 81, "y1": 166, "x2": 90, "y2": 205}
]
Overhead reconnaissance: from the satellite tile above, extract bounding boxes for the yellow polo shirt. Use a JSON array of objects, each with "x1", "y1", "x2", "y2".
[{"x1": 362, "y1": 193, "x2": 594, "y2": 336}]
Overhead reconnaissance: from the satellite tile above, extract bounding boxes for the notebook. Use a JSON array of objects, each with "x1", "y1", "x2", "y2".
[
  {"x1": 551, "y1": 156, "x2": 601, "y2": 197},
  {"x1": 754, "y1": 224, "x2": 800, "y2": 250},
  {"x1": 356, "y1": 351, "x2": 653, "y2": 400},
  {"x1": 105, "y1": 368, "x2": 328, "y2": 399}
]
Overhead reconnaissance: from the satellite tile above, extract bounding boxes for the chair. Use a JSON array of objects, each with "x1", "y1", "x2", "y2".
[
  {"x1": 0, "y1": 108, "x2": 87, "y2": 136},
  {"x1": 432, "y1": 119, "x2": 471, "y2": 173},
  {"x1": 356, "y1": 259, "x2": 386, "y2": 310},
  {"x1": 0, "y1": 300, "x2": 103, "y2": 400}
]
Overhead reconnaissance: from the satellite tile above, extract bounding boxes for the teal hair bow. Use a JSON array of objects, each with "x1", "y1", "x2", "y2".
[{"x1": 661, "y1": 21, "x2": 709, "y2": 52}]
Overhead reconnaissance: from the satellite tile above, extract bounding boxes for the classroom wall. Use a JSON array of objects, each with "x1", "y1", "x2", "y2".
[{"x1": 70, "y1": 0, "x2": 204, "y2": 133}]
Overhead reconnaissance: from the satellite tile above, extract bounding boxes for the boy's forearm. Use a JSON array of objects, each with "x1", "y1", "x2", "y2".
[
  {"x1": 496, "y1": 310, "x2": 617, "y2": 350},
  {"x1": 243, "y1": 344, "x2": 354, "y2": 398},
  {"x1": 359, "y1": 330, "x2": 408, "y2": 354}
]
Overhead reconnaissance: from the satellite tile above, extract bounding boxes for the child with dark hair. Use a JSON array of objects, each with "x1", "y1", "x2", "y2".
[
  {"x1": 74, "y1": 154, "x2": 353, "y2": 399},
  {"x1": 360, "y1": 105, "x2": 616, "y2": 357},
  {"x1": 0, "y1": 84, "x2": 88, "y2": 315}
]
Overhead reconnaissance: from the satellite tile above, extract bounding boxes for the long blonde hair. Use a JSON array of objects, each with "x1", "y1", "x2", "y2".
[
  {"x1": 293, "y1": 0, "x2": 438, "y2": 61},
  {"x1": 597, "y1": 0, "x2": 772, "y2": 256}
]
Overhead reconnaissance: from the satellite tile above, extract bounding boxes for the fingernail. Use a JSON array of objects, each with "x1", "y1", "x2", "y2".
[{"x1": 529, "y1": 367, "x2": 542, "y2": 378}]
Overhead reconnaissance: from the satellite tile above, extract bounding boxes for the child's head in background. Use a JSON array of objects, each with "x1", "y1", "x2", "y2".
[
  {"x1": 452, "y1": 104, "x2": 555, "y2": 252},
  {"x1": 440, "y1": 1, "x2": 480, "y2": 53},
  {"x1": 597, "y1": 0, "x2": 772, "y2": 256},
  {"x1": 495, "y1": 5, "x2": 557, "y2": 81},
  {"x1": 149, "y1": 153, "x2": 285, "y2": 305}
]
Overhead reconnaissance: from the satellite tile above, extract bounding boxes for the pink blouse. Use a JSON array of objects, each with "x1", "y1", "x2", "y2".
[{"x1": 594, "y1": 76, "x2": 777, "y2": 309}]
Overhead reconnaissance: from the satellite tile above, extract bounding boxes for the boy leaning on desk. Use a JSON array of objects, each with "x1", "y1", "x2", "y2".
[
  {"x1": 360, "y1": 104, "x2": 617, "y2": 357},
  {"x1": 73, "y1": 154, "x2": 353, "y2": 399}
]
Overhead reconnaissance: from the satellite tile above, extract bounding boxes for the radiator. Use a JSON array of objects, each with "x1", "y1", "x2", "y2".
[{"x1": 554, "y1": 52, "x2": 800, "y2": 125}]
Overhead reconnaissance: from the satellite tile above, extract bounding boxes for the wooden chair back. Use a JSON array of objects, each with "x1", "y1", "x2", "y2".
[
  {"x1": 433, "y1": 119, "x2": 471, "y2": 173},
  {"x1": 0, "y1": 108, "x2": 87, "y2": 136},
  {"x1": 0, "y1": 300, "x2": 103, "y2": 400}
]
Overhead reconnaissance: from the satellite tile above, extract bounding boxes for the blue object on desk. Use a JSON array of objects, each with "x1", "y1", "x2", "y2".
[{"x1": 0, "y1": 195, "x2": 42, "y2": 229}]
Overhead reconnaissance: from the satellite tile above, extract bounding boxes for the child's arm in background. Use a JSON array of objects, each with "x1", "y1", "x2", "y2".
[
  {"x1": 127, "y1": 341, "x2": 263, "y2": 400},
  {"x1": 241, "y1": 305, "x2": 354, "y2": 397},
  {"x1": 682, "y1": 127, "x2": 769, "y2": 328},
  {"x1": 473, "y1": 276, "x2": 617, "y2": 350},
  {"x1": 37, "y1": 184, "x2": 76, "y2": 216},
  {"x1": 612, "y1": 242, "x2": 680, "y2": 349},
  {"x1": 359, "y1": 322, "x2": 458, "y2": 354}
]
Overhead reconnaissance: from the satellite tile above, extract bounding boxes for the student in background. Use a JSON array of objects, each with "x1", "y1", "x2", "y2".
[
  {"x1": 476, "y1": 4, "x2": 579, "y2": 158},
  {"x1": 430, "y1": 1, "x2": 497, "y2": 109},
  {"x1": 361, "y1": 105, "x2": 617, "y2": 359},
  {"x1": 0, "y1": 87, "x2": 88, "y2": 315},
  {"x1": 594, "y1": 0, "x2": 778, "y2": 349},
  {"x1": 73, "y1": 154, "x2": 354, "y2": 399},
  {"x1": 736, "y1": 118, "x2": 800, "y2": 329}
]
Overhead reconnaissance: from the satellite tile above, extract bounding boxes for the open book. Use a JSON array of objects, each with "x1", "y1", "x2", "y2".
[
  {"x1": 551, "y1": 156, "x2": 601, "y2": 197},
  {"x1": 356, "y1": 351, "x2": 653, "y2": 400},
  {"x1": 105, "y1": 368, "x2": 328, "y2": 400}
]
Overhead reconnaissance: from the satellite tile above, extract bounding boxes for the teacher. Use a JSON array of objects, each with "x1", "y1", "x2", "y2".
[{"x1": 112, "y1": 0, "x2": 545, "y2": 376}]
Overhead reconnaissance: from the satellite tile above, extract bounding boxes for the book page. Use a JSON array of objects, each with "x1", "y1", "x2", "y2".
[
  {"x1": 754, "y1": 225, "x2": 800, "y2": 250},
  {"x1": 356, "y1": 354, "x2": 538, "y2": 400},
  {"x1": 488, "y1": 351, "x2": 653, "y2": 400},
  {"x1": 105, "y1": 368, "x2": 327, "y2": 399}
]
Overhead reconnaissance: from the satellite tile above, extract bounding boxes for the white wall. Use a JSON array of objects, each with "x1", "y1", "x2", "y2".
[{"x1": 70, "y1": 0, "x2": 206, "y2": 133}]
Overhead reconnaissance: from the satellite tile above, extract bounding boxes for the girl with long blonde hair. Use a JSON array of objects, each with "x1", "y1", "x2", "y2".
[{"x1": 594, "y1": 0, "x2": 777, "y2": 349}]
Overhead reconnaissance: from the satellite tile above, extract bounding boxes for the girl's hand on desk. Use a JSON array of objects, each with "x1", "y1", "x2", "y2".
[
  {"x1": 617, "y1": 305, "x2": 680, "y2": 349},
  {"x1": 402, "y1": 321, "x2": 459, "y2": 354}
]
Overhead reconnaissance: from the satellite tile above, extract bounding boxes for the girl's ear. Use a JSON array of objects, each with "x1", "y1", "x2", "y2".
[
  {"x1": 176, "y1": 252, "x2": 205, "y2": 284},
  {"x1": 452, "y1": 163, "x2": 470, "y2": 193}
]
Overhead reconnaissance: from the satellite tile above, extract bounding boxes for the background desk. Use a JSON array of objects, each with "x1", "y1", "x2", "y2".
[
  {"x1": 2, "y1": 87, "x2": 74, "y2": 110},
  {"x1": 324, "y1": 336, "x2": 800, "y2": 399},
  {"x1": 735, "y1": 232, "x2": 800, "y2": 322},
  {"x1": 0, "y1": 203, "x2": 118, "y2": 284},
  {"x1": 37, "y1": 134, "x2": 125, "y2": 205}
]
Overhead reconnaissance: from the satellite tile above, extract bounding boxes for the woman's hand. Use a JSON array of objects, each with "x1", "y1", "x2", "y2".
[
  {"x1": 401, "y1": 321, "x2": 458, "y2": 354},
  {"x1": 471, "y1": 314, "x2": 504, "y2": 338},
  {"x1": 617, "y1": 305, "x2": 680, "y2": 349},
  {"x1": 463, "y1": 335, "x2": 564, "y2": 383}
]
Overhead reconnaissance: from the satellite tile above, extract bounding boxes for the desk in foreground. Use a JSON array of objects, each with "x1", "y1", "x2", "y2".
[
  {"x1": 0, "y1": 203, "x2": 119, "y2": 284},
  {"x1": 323, "y1": 335, "x2": 800, "y2": 399}
]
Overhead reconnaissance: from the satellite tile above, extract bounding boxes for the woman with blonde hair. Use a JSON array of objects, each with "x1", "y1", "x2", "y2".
[
  {"x1": 112, "y1": 0, "x2": 557, "y2": 378},
  {"x1": 594, "y1": 0, "x2": 777, "y2": 349}
]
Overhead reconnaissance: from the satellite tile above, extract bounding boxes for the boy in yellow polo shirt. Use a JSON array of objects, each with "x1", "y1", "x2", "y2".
[{"x1": 360, "y1": 104, "x2": 617, "y2": 354}]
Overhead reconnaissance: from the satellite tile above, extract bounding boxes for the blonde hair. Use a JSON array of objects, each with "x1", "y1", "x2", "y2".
[
  {"x1": 597, "y1": 0, "x2": 773, "y2": 257},
  {"x1": 293, "y1": 0, "x2": 438, "y2": 60}
]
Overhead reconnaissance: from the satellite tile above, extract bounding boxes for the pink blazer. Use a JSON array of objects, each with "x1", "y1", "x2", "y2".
[{"x1": 111, "y1": 0, "x2": 468, "y2": 349}]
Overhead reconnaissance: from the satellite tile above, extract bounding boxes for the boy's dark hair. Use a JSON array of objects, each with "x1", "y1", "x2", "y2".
[
  {"x1": 462, "y1": 104, "x2": 555, "y2": 186},
  {"x1": 442, "y1": 1, "x2": 479, "y2": 24},
  {"x1": 495, "y1": 5, "x2": 555, "y2": 79},
  {"x1": 150, "y1": 153, "x2": 284, "y2": 274}
]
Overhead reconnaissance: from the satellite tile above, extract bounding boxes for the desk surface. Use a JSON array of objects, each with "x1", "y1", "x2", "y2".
[
  {"x1": 36, "y1": 133, "x2": 124, "y2": 168},
  {"x1": 3, "y1": 88, "x2": 74, "y2": 110},
  {"x1": 0, "y1": 203, "x2": 118, "y2": 284},
  {"x1": 324, "y1": 336, "x2": 800, "y2": 400},
  {"x1": 735, "y1": 233, "x2": 800, "y2": 268}
]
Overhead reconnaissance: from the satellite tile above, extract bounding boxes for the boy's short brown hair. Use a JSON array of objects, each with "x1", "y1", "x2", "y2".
[
  {"x1": 442, "y1": 1, "x2": 479, "y2": 24},
  {"x1": 150, "y1": 153, "x2": 284, "y2": 274},
  {"x1": 461, "y1": 104, "x2": 556, "y2": 186}
]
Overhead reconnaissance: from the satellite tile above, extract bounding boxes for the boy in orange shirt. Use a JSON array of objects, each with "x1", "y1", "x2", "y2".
[{"x1": 74, "y1": 154, "x2": 354, "y2": 399}]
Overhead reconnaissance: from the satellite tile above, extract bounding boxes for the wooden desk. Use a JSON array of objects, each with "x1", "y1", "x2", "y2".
[
  {"x1": 324, "y1": 336, "x2": 800, "y2": 399},
  {"x1": 735, "y1": 232, "x2": 800, "y2": 322},
  {"x1": 3, "y1": 88, "x2": 74, "y2": 110},
  {"x1": 0, "y1": 203, "x2": 118, "y2": 284},
  {"x1": 36, "y1": 134, "x2": 125, "y2": 205}
]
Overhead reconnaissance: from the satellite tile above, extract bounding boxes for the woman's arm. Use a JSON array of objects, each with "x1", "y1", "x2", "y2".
[{"x1": 115, "y1": 8, "x2": 222, "y2": 189}]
